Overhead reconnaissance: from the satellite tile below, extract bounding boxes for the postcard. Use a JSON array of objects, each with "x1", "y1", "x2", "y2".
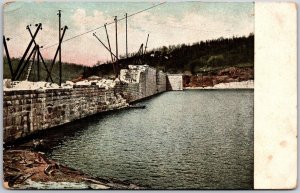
[{"x1": 2, "y1": 1, "x2": 297, "y2": 190}]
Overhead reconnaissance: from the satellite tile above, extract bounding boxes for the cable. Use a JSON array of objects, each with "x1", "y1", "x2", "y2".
[
  {"x1": 5, "y1": 31, "x2": 27, "y2": 40},
  {"x1": 131, "y1": 20, "x2": 234, "y2": 34},
  {"x1": 42, "y1": 2, "x2": 166, "y2": 50}
]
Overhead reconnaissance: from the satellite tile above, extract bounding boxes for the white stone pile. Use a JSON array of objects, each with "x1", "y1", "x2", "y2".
[
  {"x1": 3, "y1": 76, "x2": 119, "y2": 91},
  {"x1": 3, "y1": 79, "x2": 60, "y2": 91},
  {"x1": 211, "y1": 80, "x2": 254, "y2": 89},
  {"x1": 61, "y1": 81, "x2": 74, "y2": 88},
  {"x1": 73, "y1": 77, "x2": 117, "y2": 89},
  {"x1": 185, "y1": 80, "x2": 254, "y2": 90}
]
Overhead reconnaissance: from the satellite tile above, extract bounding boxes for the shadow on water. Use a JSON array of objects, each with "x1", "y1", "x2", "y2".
[
  {"x1": 5, "y1": 92, "x2": 164, "y2": 152},
  {"x1": 4, "y1": 107, "x2": 133, "y2": 152}
]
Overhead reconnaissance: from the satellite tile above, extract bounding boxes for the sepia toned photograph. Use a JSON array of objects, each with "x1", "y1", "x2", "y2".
[{"x1": 3, "y1": 1, "x2": 255, "y2": 190}]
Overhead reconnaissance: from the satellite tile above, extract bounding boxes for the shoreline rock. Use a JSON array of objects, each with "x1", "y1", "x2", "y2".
[
  {"x1": 3, "y1": 149, "x2": 144, "y2": 190},
  {"x1": 184, "y1": 80, "x2": 254, "y2": 90}
]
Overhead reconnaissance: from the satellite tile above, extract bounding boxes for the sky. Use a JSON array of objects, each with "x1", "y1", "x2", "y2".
[{"x1": 3, "y1": 1, "x2": 254, "y2": 66}]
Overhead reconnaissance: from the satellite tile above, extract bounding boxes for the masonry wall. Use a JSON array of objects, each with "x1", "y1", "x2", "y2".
[
  {"x1": 3, "y1": 86, "x2": 127, "y2": 143},
  {"x1": 167, "y1": 75, "x2": 183, "y2": 91},
  {"x1": 145, "y1": 67, "x2": 157, "y2": 97},
  {"x1": 3, "y1": 65, "x2": 167, "y2": 143},
  {"x1": 157, "y1": 71, "x2": 167, "y2": 93},
  {"x1": 115, "y1": 66, "x2": 167, "y2": 103}
]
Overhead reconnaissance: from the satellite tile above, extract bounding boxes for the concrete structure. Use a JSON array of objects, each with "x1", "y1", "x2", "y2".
[{"x1": 167, "y1": 74, "x2": 183, "y2": 91}]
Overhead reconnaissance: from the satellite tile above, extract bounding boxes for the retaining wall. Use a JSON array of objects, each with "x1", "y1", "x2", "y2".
[
  {"x1": 3, "y1": 65, "x2": 167, "y2": 143},
  {"x1": 116, "y1": 66, "x2": 167, "y2": 102},
  {"x1": 167, "y1": 74, "x2": 183, "y2": 91},
  {"x1": 157, "y1": 71, "x2": 167, "y2": 93},
  {"x1": 3, "y1": 86, "x2": 127, "y2": 143}
]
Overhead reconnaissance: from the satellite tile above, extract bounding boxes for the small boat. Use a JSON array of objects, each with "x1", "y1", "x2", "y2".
[{"x1": 129, "y1": 104, "x2": 146, "y2": 109}]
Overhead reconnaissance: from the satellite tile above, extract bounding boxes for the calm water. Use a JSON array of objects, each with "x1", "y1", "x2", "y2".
[{"x1": 46, "y1": 90, "x2": 254, "y2": 189}]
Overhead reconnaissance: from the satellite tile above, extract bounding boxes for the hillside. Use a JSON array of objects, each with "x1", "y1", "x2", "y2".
[
  {"x1": 87, "y1": 33, "x2": 254, "y2": 77},
  {"x1": 3, "y1": 34, "x2": 254, "y2": 84},
  {"x1": 3, "y1": 57, "x2": 89, "y2": 83}
]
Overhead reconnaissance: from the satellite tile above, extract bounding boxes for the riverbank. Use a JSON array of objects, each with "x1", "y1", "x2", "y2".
[
  {"x1": 184, "y1": 80, "x2": 254, "y2": 90},
  {"x1": 183, "y1": 67, "x2": 254, "y2": 88},
  {"x1": 3, "y1": 149, "x2": 143, "y2": 189}
]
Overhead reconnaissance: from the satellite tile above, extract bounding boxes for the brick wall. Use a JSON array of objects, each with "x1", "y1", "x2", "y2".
[{"x1": 3, "y1": 86, "x2": 127, "y2": 143}]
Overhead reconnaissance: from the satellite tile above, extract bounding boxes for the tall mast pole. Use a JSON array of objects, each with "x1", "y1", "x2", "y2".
[
  {"x1": 58, "y1": 10, "x2": 62, "y2": 86},
  {"x1": 37, "y1": 45, "x2": 40, "y2": 81},
  {"x1": 104, "y1": 23, "x2": 114, "y2": 62},
  {"x1": 125, "y1": 13, "x2": 128, "y2": 58},
  {"x1": 27, "y1": 27, "x2": 54, "y2": 83},
  {"x1": 114, "y1": 16, "x2": 119, "y2": 76},
  {"x1": 12, "y1": 24, "x2": 42, "y2": 81},
  {"x1": 144, "y1": 34, "x2": 149, "y2": 54},
  {"x1": 93, "y1": 33, "x2": 117, "y2": 75},
  {"x1": 114, "y1": 16, "x2": 118, "y2": 60},
  {"x1": 3, "y1": 36, "x2": 13, "y2": 78},
  {"x1": 93, "y1": 33, "x2": 118, "y2": 60}
]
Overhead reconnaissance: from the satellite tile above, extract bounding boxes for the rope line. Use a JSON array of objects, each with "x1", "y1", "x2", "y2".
[{"x1": 41, "y1": 2, "x2": 166, "y2": 50}]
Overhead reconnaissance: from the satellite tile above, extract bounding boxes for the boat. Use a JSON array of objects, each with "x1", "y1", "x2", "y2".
[{"x1": 129, "y1": 104, "x2": 146, "y2": 109}]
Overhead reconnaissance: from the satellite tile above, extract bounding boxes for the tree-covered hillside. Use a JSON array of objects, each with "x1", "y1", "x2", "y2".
[
  {"x1": 3, "y1": 34, "x2": 254, "y2": 83},
  {"x1": 3, "y1": 57, "x2": 89, "y2": 83},
  {"x1": 88, "y1": 33, "x2": 254, "y2": 77}
]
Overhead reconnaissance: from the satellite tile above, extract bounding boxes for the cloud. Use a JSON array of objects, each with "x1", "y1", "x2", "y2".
[
  {"x1": 71, "y1": 8, "x2": 110, "y2": 33},
  {"x1": 4, "y1": 4, "x2": 254, "y2": 67}
]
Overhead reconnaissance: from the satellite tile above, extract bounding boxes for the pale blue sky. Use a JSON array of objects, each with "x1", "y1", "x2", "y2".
[{"x1": 4, "y1": 1, "x2": 254, "y2": 66}]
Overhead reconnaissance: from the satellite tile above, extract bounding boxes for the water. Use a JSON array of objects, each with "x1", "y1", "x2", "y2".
[{"x1": 45, "y1": 90, "x2": 254, "y2": 189}]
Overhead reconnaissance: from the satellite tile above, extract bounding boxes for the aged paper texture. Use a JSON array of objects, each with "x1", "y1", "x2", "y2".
[
  {"x1": 254, "y1": 2, "x2": 297, "y2": 189},
  {"x1": 1, "y1": 0, "x2": 298, "y2": 190}
]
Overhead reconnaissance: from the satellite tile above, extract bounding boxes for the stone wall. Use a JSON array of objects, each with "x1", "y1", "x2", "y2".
[
  {"x1": 3, "y1": 86, "x2": 127, "y2": 143},
  {"x1": 167, "y1": 74, "x2": 183, "y2": 91},
  {"x1": 156, "y1": 70, "x2": 167, "y2": 93},
  {"x1": 116, "y1": 65, "x2": 167, "y2": 102},
  {"x1": 3, "y1": 65, "x2": 167, "y2": 143}
]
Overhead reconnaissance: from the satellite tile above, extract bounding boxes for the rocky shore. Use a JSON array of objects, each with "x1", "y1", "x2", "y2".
[
  {"x1": 3, "y1": 149, "x2": 143, "y2": 190},
  {"x1": 184, "y1": 67, "x2": 254, "y2": 88},
  {"x1": 184, "y1": 80, "x2": 254, "y2": 90}
]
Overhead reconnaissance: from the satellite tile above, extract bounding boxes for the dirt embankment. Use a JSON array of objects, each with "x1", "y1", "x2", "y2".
[
  {"x1": 184, "y1": 67, "x2": 254, "y2": 87},
  {"x1": 3, "y1": 149, "x2": 143, "y2": 190}
]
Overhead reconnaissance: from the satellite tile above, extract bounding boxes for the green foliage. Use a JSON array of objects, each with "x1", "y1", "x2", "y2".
[
  {"x1": 3, "y1": 34, "x2": 254, "y2": 81},
  {"x1": 3, "y1": 57, "x2": 87, "y2": 83},
  {"x1": 90, "y1": 33, "x2": 254, "y2": 75},
  {"x1": 207, "y1": 55, "x2": 224, "y2": 66}
]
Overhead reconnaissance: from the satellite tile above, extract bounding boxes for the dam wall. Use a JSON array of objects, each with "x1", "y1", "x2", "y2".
[
  {"x1": 156, "y1": 70, "x2": 167, "y2": 93},
  {"x1": 3, "y1": 86, "x2": 127, "y2": 143},
  {"x1": 115, "y1": 65, "x2": 167, "y2": 102},
  {"x1": 167, "y1": 74, "x2": 183, "y2": 91},
  {"x1": 3, "y1": 65, "x2": 167, "y2": 143}
]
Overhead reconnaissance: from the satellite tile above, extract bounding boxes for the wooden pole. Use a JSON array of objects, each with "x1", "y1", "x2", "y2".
[
  {"x1": 125, "y1": 13, "x2": 128, "y2": 58},
  {"x1": 104, "y1": 24, "x2": 114, "y2": 62},
  {"x1": 58, "y1": 10, "x2": 62, "y2": 86},
  {"x1": 114, "y1": 16, "x2": 118, "y2": 60}
]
